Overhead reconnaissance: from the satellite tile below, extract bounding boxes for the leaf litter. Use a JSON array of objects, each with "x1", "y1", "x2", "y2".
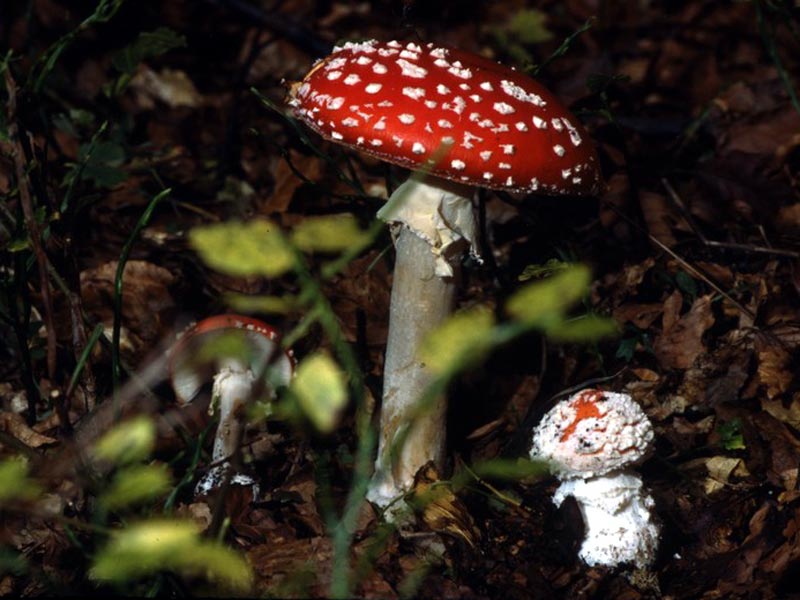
[{"x1": 1, "y1": 0, "x2": 800, "y2": 597}]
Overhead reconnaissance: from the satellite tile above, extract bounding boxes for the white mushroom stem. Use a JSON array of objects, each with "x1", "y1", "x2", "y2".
[
  {"x1": 194, "y1": 366, "x2": 257, "y2": 496},
  {"x1": 553, "y1": 472, "x2": 659, "y2": 569},
  {"x1": 366, "y1": 176, "x2": 478, "y2": 513}
]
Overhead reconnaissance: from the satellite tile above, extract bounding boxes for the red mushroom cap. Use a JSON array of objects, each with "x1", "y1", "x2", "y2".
[
  {"x1": 288, "y1": 40, "x2": 602, "y2": 196},
  {"x1": 169, "y1": 314, "x2": 295, "y2": 404}
]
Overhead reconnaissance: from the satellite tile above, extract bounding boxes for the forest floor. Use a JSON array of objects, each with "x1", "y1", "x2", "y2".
[{"x1": 2, "y1": 1, "x2": 800, "y2": 598}]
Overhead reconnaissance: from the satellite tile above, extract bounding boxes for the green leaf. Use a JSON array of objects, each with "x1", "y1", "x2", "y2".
[
  {"x1": 419, "y1": 305, "x2": 495, "y2": 375},
  {"x1": 7, "y1": 238, "x2": 30, "y2": 252},
  {"x1": 615, "y1": 336, "x2": 638, "y2": 362},
  {"x1": 77, "y1": 140, "x2": 128, "y2": 188},
  {"x1": 189, "y1": 220, "x2": 295, "y2": 278},
  {"x1": 718, "y1": 418, "x2": 746, "y2": 451},
  {"x1": 224, "y1": 293, "x2": 297, "y2": 315},
  {"x1": 111, "y1": 27, "x2": 186, "y2": 75},
  {"x1": 517, "y1": 258, "x2": 571, "y2": 282},
  {"x1": 508, "y1": 9, "x2": 554, "y2": 44},
  {"x1": 506, "y1": 264, "x2": 591, "y2": 327},
  {"x1": 471, "y1": 458, "x2": 550, "y2": 481},
  {"x1": 545, "y1": 314, "x2": 619, "y2": 342},
  {"x1": 0, "y1": 458, "x2": 41, "y2": 505},
  {"x1": 90, "y1": 520, "x2": 252, "y2": 592},
  {"x1": 290, "y1": 353, "x2": 347, "y2": 433},
  {"x1": 94, "y1": 416, "x2": 156, "y2": 466},
  {"x1": 99, "y1": 463, "x2": 171, "y2": 511},
  {"x1": 291, "y1": 213, "x2": 372, "y2": 254},
  {"x1": 676, "y1": 271, "x2": 698, "y2": 301},
  {"x1": 0, "y1": 548, "x2": 27, "y2": 576}
]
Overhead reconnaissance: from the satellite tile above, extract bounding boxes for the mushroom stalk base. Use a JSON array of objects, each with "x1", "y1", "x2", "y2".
[
  {"x1": 553, "y1": 472, "x2": 659, "y2": 568},
  {"x1": 366, "y1": 226, "x2": 457, "y2": 513},
  {"x1": 195, "y1": 368, "x2": 257, "y2": 497}
]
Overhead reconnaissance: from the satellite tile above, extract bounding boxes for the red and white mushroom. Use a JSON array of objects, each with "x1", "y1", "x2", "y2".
[
  {"x1": 287, "y1": 40, "x2": 603, "y2": 513},
  {"x1": 170, "y1": 315, "x2": 295, "y2": 496},
  {"x1": 531, "y1": 389, "x2": 659, "y2": 568}
]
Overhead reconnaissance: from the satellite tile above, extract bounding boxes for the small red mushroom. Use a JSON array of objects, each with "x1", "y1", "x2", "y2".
[
  {"x1": 287, "y1": 40, "x2": 603, "y2": 514},
  {"x1": 170, "y1": 315, "x2": 295, "y2": 496}
]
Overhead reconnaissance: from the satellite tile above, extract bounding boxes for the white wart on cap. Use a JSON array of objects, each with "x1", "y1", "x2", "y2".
[
  {"x1": 287, "y1": 40, "x2": 602, "y2": 196},
  {"x1": 531, "y1": 389, "x2": 654, "y2": 477}
]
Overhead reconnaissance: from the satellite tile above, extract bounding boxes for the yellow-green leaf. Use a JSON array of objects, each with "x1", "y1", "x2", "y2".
[
  {"x1": 0, "y1": 458, "x2": 41, "y2": 505},
  {"x1": 419, "y1": 306, "x2": 495, "y2": 375},
  {"x1": 471, "y1": 458, "x2": 550, "y2": 481},
  {"x1": 508, "y1": 9, "x2": 554, "y2": 44},
  {"x1": 90, "y1": 519, "x2": 252, "y2": 592},
  {"x1": 94, "y1": 416, "x2": 156, "y2": 466},
  {"x1": 189, "y1": 219, "x2": 294, "y2": 278},
  {"x1": 291, "y1": 213, "x2": 371, "y2": 254},
  {"x1": 545, "y1": 314, "x2": 619, "y2": 342},
  {"x1": 224, "y1": 292, "x2": 297, "y2": 315},
  {"x1": 506, "y1": 264, "x2": 591, "y2": 327},
  {"x1": 290, "y1": 353, "x2": 347, "y2": 433},
  {"x1": 99, "y1": 463, "x2": 171, "y2": 511}
]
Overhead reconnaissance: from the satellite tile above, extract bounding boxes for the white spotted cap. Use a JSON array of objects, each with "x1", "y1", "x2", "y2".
[
  {"x1": 531, "y1": 389, "x2": 654, "y2": 477},
  {"x1": 287, "y1": 40, "x2": 602, "y2": 195}
]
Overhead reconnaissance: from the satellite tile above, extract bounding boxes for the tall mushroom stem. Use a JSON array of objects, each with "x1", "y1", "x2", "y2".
[
  {"x1": 195, "y1": 367, "x2": 256, "y2": 496},
  {"x1": 367, "y1": 177, "x2": 476, "y2": 514}
]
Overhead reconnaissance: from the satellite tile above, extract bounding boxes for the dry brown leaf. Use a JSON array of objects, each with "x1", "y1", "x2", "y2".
[
  {"x1": 129, "y1": 66, "x2": 202, "y2": 109},
  {"x1": 329, "y1": 251, "x2": 391, "y2": 347},
  {"x1": 412, "y1": 464, "x2": 479, "y2": 549},
  {"x1": 281, "y1": 475, "x2": 326, "y2": 536},
  {"x1": 612, "y1": 302, "x2": 664, "y2": 329},
  {"x1": 754, "y1": 414, "x2": 800, "y2": 491},
  {"x1": 661, "y1": 289, "x2": 683, "y2": 333},
  {"x1": 640, "y1": 190, "x2": 678, "y2": 247},
  {"x1": 630, "y1": 368, "x2": 660, "y2": 382},
  {"x1": 176, "y1": 502, "x2": 212, "y2": 532},
  {"x1": 81, "y1": 260, "x2": 175, "y2": 359},
  {"x1": 592, "y1": 257, "x2": 655, "y2": 307},
  {"x1": 756, "y1": 345, "x2": 793, "y2": 399},
  {"x1": 248, "y1": 537, "x2": 333, "y2": 594},
  {"x1": 267, "y1": 150, "x2": 323, "y2": 214},
  {"x1": 655, "y1": 293, "x2": 715, "y2": 369},
  {"x1": 776, "y1": 204, "x2": 800, "y2": 233},
  {"x1": 0, "y1": 413, "x2": 57, "y2": 448},
  {"x1": 725, "y1": 107, "x2": 800, "y2": 157},
  {"x1": 704, "y1": 456, "x2": 748, "y2": 495},
  {"x1": 761, "y1": 395, "x2": 800, "y2": 432}
]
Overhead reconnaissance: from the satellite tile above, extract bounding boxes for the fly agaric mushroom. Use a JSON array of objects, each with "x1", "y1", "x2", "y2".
[
  {"x1": 287, "y1": 40, "x2": 603, "y2": 512},
  {"x1": 170, "y1": 315, "x2": 294, "y2": 496},
  {"x1": 531, "y1": 389, "x2": 659, "y2": 568}
]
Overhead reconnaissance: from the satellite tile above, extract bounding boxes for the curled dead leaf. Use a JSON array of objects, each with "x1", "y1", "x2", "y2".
[
  {"x1": 411, "y1": 464, "x2": 479, "y2": 549},
  {"x1": 0, "y1": 413, "x2": 57, "y2": 448},
  {"x1": 129, "y1": 66, "x2": 202, "y2": 109},
  {"x1": 704, "y1": 456, "x2": 749, "y2": 495},
  {"x1": 655, "y1": 293, "x2": 715, "y2": 369},
  {"x1": 81, "y1": 260, "x2": 175, "y2": 360},
  {"x1": 756, "y1": 344, "x2": 792, "y2": 400}
]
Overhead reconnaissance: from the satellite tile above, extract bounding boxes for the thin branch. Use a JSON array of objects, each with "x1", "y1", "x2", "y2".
[{"x1": 662, "y1": 178, "x2": 800, "y2": 258}]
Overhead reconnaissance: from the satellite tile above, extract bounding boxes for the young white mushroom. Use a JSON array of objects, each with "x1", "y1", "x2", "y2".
[
  {"x1": 531, "y1": 389, "x2": 659, "y2": 568},
  {"x1": 169, "y1": 315, "x2": 295, "y2": 496}
]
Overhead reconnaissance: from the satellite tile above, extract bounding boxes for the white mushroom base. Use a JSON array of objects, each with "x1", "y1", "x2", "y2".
[
  {"x1": 553, "y1": 472, "x2": 659, "y2": 569},
  {"x1": 194, "y1": 367, "x2": 258, "y2": 497}
]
